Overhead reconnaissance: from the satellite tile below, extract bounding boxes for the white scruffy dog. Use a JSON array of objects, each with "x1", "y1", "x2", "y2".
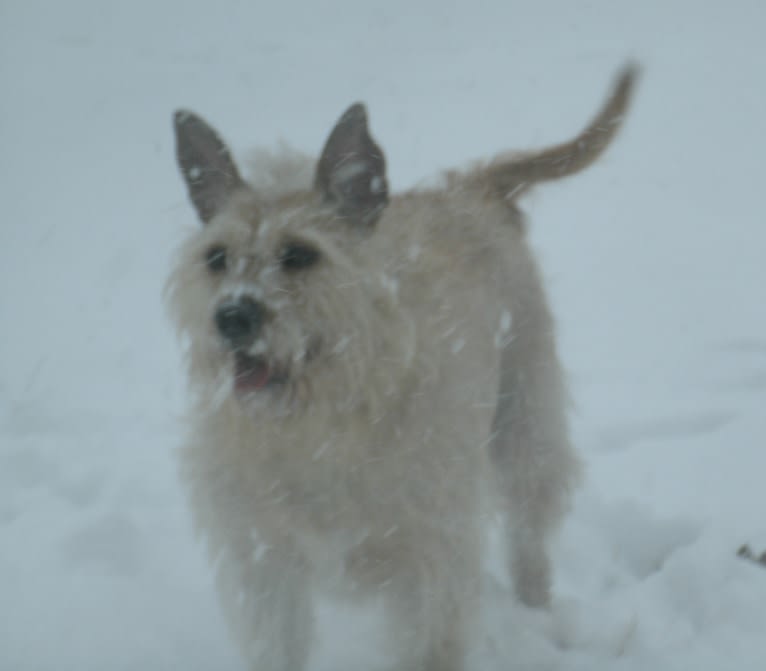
[{"x1": 166, "y1": 65, "x2": 637, "y2": 671}]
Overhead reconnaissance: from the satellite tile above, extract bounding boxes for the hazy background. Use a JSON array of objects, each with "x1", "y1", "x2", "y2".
[{"x1": 2, "y1": 1, "x2": 765, "y2": 669}]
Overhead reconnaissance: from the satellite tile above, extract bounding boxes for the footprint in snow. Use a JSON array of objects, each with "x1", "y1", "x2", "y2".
[
  {"x1": 593, "y1": 502, "x2": 702, "y2": 580},
  {"x1": 62, "y1": 512, "x2": 143, "y2": 576},
  {"x1": 713, "y1": 339, "x2": 766, "y2": 392},
  {"x1": 597, "y1": 410, "x2": 736, "y2": 452}
]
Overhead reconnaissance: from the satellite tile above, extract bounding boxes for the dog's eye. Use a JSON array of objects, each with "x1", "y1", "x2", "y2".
[
  {"x1": 280, "y1": 242, "x2": 320, "y2": 272},
  {"x1": 205, "y1": 245, "x2": 227, "y2": 273}
]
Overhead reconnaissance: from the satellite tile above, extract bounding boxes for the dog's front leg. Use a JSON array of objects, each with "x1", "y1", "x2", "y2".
[
  {"x1": 214, "y1": 538, "x2": 313, "y2": 671},
  {"x1": 379, "y1": 531, "x2": 480, "y2": 671}
]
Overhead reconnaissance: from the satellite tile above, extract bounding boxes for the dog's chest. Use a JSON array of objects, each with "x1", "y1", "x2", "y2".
[{"x1": 247, "y1": 432, "x2": 414, "y2": 532}]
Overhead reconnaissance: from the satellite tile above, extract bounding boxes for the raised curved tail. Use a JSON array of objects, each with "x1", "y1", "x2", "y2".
[{"x1": 484, "y1": 64, "x2": 639, "y2": 199}]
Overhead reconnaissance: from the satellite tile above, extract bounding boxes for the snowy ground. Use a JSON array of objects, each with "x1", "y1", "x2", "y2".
[{"x1": 2, "y1": 1, "x2": 765, "y2": 669}]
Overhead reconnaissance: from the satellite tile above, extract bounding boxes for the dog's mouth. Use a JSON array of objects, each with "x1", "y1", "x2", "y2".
[{"x1": 234, "y1": 352, "x2": 288, "y2": 393}]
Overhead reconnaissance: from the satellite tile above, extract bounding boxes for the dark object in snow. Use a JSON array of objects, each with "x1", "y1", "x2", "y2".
[{"x1": 737, "y1": 544, "x2": 766, "y2": 568}]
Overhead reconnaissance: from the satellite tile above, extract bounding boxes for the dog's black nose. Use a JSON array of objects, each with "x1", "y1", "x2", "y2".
[{"x1": 215, "y1": 298, "x2": 265, "y2": 346}]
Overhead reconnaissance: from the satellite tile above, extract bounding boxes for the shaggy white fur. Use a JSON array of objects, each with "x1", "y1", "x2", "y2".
[{"x1": 167, "y1": 65, "x2": 636, "y2": 671}]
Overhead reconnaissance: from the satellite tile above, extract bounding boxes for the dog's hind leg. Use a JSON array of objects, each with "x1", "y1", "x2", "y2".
[
  {"x1": 489, "y1": 265, "x2": 582, "y2": 608},
  {"x1": 214, "y1": 538, "x2": 313, "y2": 671},
  {"x1": 480, "y1": 66, "x2": 637, "y2": 607}
]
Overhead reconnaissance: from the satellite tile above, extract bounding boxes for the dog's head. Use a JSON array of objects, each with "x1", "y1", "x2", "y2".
[{"x1": 166, "y1": 104, "x2": 413, "y2": 418}]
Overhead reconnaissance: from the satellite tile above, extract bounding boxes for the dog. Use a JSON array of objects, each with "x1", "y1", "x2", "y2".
[{"x1": 166, "y1": 65, "x2": 637, "y2": 671}]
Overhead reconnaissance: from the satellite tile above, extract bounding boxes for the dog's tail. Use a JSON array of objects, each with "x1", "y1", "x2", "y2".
[{"x1": 482, "y1": 64, "x2": 639, "y2": 200}]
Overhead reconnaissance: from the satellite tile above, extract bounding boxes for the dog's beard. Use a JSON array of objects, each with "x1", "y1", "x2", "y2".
[
  {"x1": 233, "y1": 351, "x2": 289, "y2": 394},
  {"x1": 222, "y1": 351, "x2": 291, "y2": 417}
]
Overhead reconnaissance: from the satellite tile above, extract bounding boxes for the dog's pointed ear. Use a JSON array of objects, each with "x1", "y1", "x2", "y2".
[
  {"x1": 314, "y1": 103, "x2": 389, "y2": 227},
  {"x1": 173, "y1": 110, "x2": 246, "y2": 224}
]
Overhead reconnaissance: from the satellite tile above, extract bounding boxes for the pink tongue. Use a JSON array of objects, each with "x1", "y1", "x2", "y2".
[{"x1": 235, "y1": 358, "x2": 271, "y2": 391}]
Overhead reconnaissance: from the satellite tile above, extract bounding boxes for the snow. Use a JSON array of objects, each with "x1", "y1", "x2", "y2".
[
  {"x1": 2, "y1": 0, "x2": 765, "y2": 669},
  {"x1": 452, "y1": 338, "x2": 466, "y2": 354},
  {"x1": 494, "y1": 310, "x2": 513, "y2": 349}
]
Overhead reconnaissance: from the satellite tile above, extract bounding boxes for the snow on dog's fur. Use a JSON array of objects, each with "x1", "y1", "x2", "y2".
[{"x1": 166, "y1": 65, "x2": 637, "y2": 671}]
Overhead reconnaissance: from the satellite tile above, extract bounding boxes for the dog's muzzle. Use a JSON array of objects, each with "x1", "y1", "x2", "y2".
[
  {"x1": 214, "y1": 297, "x2": 288, "y2": 394},
  {"x1": 215, "y1": 297, "x2": 266, "y2": 348}
]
